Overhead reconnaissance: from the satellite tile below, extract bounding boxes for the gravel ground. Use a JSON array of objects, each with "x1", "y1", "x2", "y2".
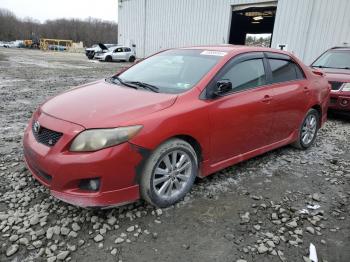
[{"x1": 0, "y1": 48, "x2": 349, "y2": 262}]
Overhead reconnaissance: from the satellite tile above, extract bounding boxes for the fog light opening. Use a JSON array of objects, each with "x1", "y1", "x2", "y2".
[
  {"x1": 79, "y1": 178, "x2": 100, "y2": 192},
  {"x1": 341, "y1": 99, "x2": 349, "y2": 106}
]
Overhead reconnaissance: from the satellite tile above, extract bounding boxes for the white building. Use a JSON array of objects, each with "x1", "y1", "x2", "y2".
[{"x1": 118, "y1": 0, "x2": 350, "y2": 64}]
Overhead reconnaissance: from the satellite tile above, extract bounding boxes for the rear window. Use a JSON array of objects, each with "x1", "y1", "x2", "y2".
[{"x1": 269, "y1": 59, "x2": 305, "y2": 83}]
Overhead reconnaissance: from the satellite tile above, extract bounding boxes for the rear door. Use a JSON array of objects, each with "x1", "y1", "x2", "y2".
[
  {"x1": 124, "y1": 47, "x2": 132, "y2": 59},
  {"x1": 264, "y1": 52, "x2": 310, "y2": 142},
  {"x1": 207, "y1": 52, "x2": 276, "y2": 163}
]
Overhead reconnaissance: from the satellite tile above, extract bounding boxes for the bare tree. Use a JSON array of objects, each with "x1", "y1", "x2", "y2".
[{"x1": 0, "y1": 8, "x2": 118, "y2": 47}]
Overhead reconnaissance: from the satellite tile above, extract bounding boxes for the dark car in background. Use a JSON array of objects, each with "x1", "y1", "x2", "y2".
[{"x1": 311, "y1": 47, "x2": 350, "y2": 115}]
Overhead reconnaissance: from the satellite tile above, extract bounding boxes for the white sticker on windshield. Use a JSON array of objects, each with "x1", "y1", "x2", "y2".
[
  {"x1": 176, "y1": 83, "x2": 191, "y2": 89},
  {"x1": 200, "y1": 50, "x2": 227, "y2": 56}
]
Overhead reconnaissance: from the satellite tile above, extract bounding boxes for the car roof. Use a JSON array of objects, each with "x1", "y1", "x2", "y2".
[
  {"x1": 329, "y1": 46, "x2": 350, "y2": 51},
  {"x1": 179, "y1": 45, "x2": 292, "y2": 56}
]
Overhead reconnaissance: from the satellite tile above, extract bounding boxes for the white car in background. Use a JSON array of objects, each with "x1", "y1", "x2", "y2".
[
  {"x1": 94, "y1": 45, "x2": 136, "y2": 62},
  {"x1": 0, "y1": 41, "x2": 14, "y2": 48},
  {"x1": 85, "y1": 43, "x2": 119, "y2": 59}
]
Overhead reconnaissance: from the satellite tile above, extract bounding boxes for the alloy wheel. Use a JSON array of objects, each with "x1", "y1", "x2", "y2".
[
  {"x1": 152, "y1": 150, "x2": 192, "y2": 199},
  {"x1": 301, "y1": 114, "x2": 317, "y2": 145}
]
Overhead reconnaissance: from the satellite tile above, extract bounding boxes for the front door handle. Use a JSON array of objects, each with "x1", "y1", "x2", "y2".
[{"x1": 262, "y1": 95, "x2": 272, "y2": 103}]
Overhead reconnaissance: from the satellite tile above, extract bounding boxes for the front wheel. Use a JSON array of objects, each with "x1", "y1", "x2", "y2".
[
  {"x1": 292, "y1": 109, "x2": 319, "y2": 149},
  {"x1": 87, "y1": 51, "x2": 95, "y2": 59},
  {"x1": 105, "y1": 56, "x2": 112, "y2": 62},
  {"x1": 140, "y1": 139, "x2": 198, "y2": 208}
]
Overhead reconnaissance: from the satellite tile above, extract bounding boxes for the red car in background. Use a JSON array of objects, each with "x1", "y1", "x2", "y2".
[
  {"x1": 23, "y1": 46, "x2": 330, "y2": 208},
  {"x1": 311, "y1": 47, "x2": 350, "y2": 115}
]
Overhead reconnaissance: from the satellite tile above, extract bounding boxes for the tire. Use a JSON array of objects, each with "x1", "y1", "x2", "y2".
[
  {"x1": 87, "y1": 52, "x2": 95, "y2": 60},
  {"x1": 292, "y1": 109, "x2": 319, "y2": 149},
  {"x1": 140, "y1": 138, "x2": 198, "y2": 208},
  {"x1": 105, "y1": 56, "x2": 112, "y2": 62},
  {"x1": 128, "y1": 56, "x2": 136, "y2": 62}
]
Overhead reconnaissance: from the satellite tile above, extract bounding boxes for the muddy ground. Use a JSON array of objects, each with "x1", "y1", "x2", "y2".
[{"x1": 0, "y1": 48, "x2": 349, "y2": 262}]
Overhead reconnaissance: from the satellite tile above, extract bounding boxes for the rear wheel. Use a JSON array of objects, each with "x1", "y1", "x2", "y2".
[
  {"x1": 129, "y1": 56, "x2": 136, "y2": 62},
  {"x1": 105, "y1": 56, "x2": 112, "y2": 62},
  {"x1": 292, "y1": 109, "x2": 319, "y2": 149},
  {"x1": 140, "y1": 138, "x2": 198, "y2": 208}
]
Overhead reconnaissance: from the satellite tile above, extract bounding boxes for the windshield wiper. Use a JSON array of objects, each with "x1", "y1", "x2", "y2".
[
  {"x1": 313, "y1": 65, "x2": 350, "y2": 70},
  {"x1": 124, "y1": 81, "x2": 159, "y2": 93},
  {"x1": 106, "y1": 76, "x2": 138, "y2": 89},
  {"x1": 312, "y1": 65, "x2": 331, "y2": 68}
]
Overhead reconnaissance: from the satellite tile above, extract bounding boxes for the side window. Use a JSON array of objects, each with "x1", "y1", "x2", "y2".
[
  {"x1": 221, "y1": 59, "x2": 266, "y2": 92},
  {"x1": 115, "y1": 48, "x2": 123, "y2": 53},
  {"x1": 124, "y1": 47, "x2": 131, "y2": 52},
  {"x1": 269, "y1": 59, "x2": 305, "y2": 83}
]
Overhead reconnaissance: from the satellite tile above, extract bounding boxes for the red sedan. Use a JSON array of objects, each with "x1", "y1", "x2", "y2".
[
  {"x1": 23, "y1": 46, "x2": 330, "y2": 208},
  {"x1": 311, "y1": 46, "x2": 350, "y2": 114}
]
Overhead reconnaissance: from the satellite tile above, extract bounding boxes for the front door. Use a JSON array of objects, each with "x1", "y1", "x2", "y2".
[{"x1": 207, "y1": 53, "x2": 275, "y2": 163}]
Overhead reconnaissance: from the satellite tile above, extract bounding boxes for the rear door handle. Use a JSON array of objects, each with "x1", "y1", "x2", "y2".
[{"x1": 262, "y1": 95, "x2": 272, "y2": 103}]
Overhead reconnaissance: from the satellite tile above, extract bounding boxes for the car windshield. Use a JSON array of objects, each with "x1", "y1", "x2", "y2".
[
  {"x1": 312, "y1": 50, "x2": 350, "y2": 69},
  {"x1": 117, "y1": 49, "x2": 224, "y2": 94}
]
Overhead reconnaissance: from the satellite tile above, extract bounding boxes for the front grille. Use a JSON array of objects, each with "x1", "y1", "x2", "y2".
[
  {"x1": 329, "y1": 81, "x2": 343, "y2": 91},
  {"x1": 330, "y1": 97, "x2": 338, "y2": 104},
  {"x1": 32, "y1": 122, "x2": 63, "y2": 147}
]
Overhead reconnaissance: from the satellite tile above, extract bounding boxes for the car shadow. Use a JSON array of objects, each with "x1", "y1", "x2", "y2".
[{"x1": 328, "y1": 111, "x2": 350, "y2": 122}]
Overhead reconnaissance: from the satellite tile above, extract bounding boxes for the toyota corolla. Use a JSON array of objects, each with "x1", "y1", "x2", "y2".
[{"x1": 23, "y1": 46, "x2": 330, "y2": 208}]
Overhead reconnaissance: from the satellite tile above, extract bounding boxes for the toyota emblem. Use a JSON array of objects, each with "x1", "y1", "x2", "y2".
[{"x1": 33, "y1": 121, "x2": 41, "y2": 133}]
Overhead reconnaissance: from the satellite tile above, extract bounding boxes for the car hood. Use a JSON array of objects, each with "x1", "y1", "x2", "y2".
[
  {"x1": 98, "y1": 43, "x2": 109, "y2": 50},
  {"x1": 320, "y1": 68, "x2": 350, "y2": 82},
  {"x1": 41, "y1": 80, "x2": 177, "y2": 128}
]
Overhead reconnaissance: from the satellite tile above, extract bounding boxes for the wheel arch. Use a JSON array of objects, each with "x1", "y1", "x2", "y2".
[
  {"x1": 172, "y1": 134, "x2": 202, "y2": 163},
  {"x1": 150, "y1": 134, "x2": 203, "y2": 163},
  {"x1": 310, "y1": 104, "x2": 322, "y2": 127},
  {"x1": 132, "y1": 133, "x2": 204, "y2": 184}
]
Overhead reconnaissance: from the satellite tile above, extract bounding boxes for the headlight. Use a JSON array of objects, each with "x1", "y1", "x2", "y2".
[
  {"x1": 70, "y1": 125, "x2": 143, "y2": 152},
  {"x1": 341, "y1": 83, "x2": 350, "y2": 92}
]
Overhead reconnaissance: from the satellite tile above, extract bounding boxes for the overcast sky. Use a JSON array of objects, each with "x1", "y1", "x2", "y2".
[{"x1": 0, "y1": 0, "x2": 118, "y2": 23}]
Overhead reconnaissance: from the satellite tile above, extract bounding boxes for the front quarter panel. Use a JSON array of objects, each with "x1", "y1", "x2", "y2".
[
  {"x1": 307, "y1": 72, "x2": 331, "y2": 125},
  {"x1": 128, "y1": 92, "x2": 211, "y2": 162}
]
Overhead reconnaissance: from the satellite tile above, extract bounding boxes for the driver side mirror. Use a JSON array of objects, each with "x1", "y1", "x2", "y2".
[{"x1": 213, "y1": 80, "x2": 232, "y2": 97}]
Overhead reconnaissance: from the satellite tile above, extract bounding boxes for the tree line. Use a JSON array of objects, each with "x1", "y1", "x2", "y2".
[
  {"x1": 246, "y1": 35, "x2": 271, "y2": 47},
  {"x1": 0, "y1": 8, "x2": 118, "y2": 47}
]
